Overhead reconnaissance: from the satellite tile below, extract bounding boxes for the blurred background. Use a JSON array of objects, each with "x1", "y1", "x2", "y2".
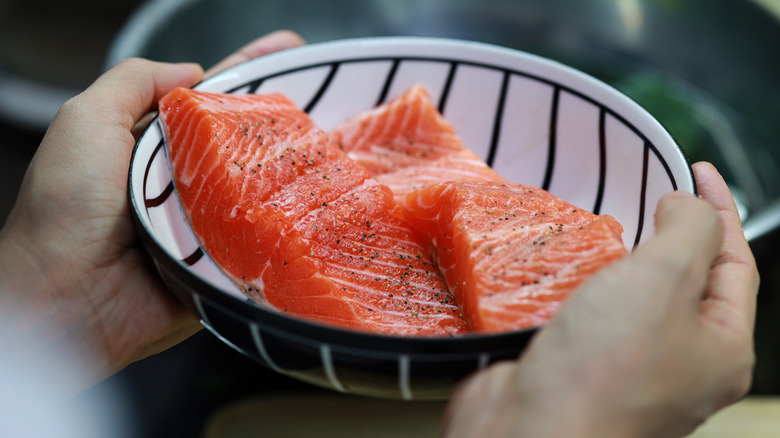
[{"x1": 1, "y1": 0, "x2": 779, "y2": 436}]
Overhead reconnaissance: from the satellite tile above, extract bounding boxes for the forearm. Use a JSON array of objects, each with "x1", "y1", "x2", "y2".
[
  {"x1": 0, "y1": 222, "x2": 58, "y2": 315},
  {"x1": 0, "y1": 221, "x2": 108, "y2": 392}
]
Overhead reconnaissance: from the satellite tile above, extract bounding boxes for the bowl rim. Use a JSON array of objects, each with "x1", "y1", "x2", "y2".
[
  {"x1": 193, "y1": 35, "x2": 694, "y2": 183},
  {"x1": 129, "y1": 35, "x2": 695, "y2": 351}
]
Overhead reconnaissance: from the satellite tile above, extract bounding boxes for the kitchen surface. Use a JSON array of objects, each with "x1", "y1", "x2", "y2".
[{"x1": 2, "y1": 0, "x2": 780, "y2": 436}]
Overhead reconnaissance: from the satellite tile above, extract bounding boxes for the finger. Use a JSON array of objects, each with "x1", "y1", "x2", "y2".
[
  {"x1": 692, "y1": 162, "x2": 755, "y2": 271},
  {"x1": 78, "y1": 59, "x2": 203, "y2": 130},
  {"x1": 545, "y1": 190, "x2": 722, "y2": 331},
  {"x1": 692, "y1": 162, "x2": 759, "y2": 324},
  {"x1": 635, "y1": 189, "x2": 724, "y2": 304},
  {"x1": 205, "y1": 30, "x2": 305, "y2": 78}
]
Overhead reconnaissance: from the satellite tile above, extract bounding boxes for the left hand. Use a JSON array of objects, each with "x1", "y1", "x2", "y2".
[{"x1": 0, "y1": 31, "x2": 304, "y2": 389}]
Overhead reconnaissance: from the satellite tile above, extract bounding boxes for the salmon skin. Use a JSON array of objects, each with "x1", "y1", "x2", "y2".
[
  {"x1": 400, "y1": 181, "x2": 628, "y2": 333},
  {"x1": 159, "y1": 88, "x2": 469, "y2": 336},
  {"x1": 331, "y1": 85, "x2": 503, "y2": 200}
]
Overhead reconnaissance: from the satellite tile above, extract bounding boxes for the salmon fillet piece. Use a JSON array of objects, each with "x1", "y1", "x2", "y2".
[
  {"x1": 400, "y1": 180, "x2": 628, "y2": 333},
  {"x1": 159, "y1": 88, "x2": 469, "y2": 336},
  {"x1": 331, "y1": 85, "x2": 503, "y2": 199}
]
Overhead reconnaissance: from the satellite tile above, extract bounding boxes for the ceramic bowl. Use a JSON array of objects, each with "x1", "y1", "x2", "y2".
[{"x1": 128, "y1": 36, "x2": 694, "y2": 400}]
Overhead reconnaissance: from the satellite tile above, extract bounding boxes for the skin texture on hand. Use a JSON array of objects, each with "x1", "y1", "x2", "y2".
[
  {"x1": 441, "y1": 162, "x2": 759, "y2": 438},
  {"x1": 0, "y1": 31, "x2": 304, "y2": 391}
]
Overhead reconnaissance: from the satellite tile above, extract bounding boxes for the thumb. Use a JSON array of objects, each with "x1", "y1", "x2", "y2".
[
  {"x1": 632, "y1": 190, "x2": 723, "y2": 304},
  {"x1": 557, "y1": 190, "x2": 722, "y2": 324},
  {"x1": 80, "y1": 58, "x2": 204, "y2": 129},
  {"x1": 650, "y1": 191, "x2": 723, "y2": 269}
]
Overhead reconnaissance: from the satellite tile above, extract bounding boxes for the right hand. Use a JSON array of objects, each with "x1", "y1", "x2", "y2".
[{"x1": 441, "y1": 161, "x2": 759, "y2": 438}]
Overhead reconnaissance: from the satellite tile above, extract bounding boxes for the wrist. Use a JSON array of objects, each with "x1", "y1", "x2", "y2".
[
  {"x1": 0, "y1": 222, "x2": 56, "y2": 303},
  {"x1": 504, "y1": 355, "x2": 648, "y2": 438},
  {"x1": 443, "y1": 361, "x2": 645, "y2": 438},
  {"x1": 502, "y1": 396, "x2": 640, "y2": 438},
  {"x1": 0, "y1": 216, "x2": 90, "y2": 343},
  {"x1": 0, "y1": 219, "x2": 109, "y2": 391}
]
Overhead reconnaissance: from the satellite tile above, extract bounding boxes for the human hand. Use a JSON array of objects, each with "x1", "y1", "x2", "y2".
[
  {"x1": 0, "y1": 31, "x2": 304, "y2": 388},
  {"x1": 441, "y1": 161, "x2": 759, "y2": 438}
]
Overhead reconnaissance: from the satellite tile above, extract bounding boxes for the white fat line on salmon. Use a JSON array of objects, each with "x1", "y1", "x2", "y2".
[
  {"x1": 187, "y1": 143, "x2": 228, "y2": 196},
  {"x1": 347, "y1": 143, "x2": 457, "y2": 168},
  {"x1": 362, "y1": 222, "x2": 424, "y2": 240},
  {"x1": 420, "y1": 163, "x2": 494, "y2": 178},
  {"x1": 472, "y1": 232, "x2": 620, "y2": 271},
  {"x1": 482, "y1": 285, "x2": 570, "y2": 302},
  {"x1": 224, "y1": 134, "x2": 298, "y2": 201},
  {"x1": 379, "y1": 166, "x2": 492, "y2": 183},
  {"x1": 222, "y1": 125, "x2": 255, "y2": 161},
  {"x1": 341, "y1": 103, "x2": 397, "y2": 151},
  {"x1": 184, "y1": 117, "x2": 218, "y2": 181},
  {"x1": 324, "y1": 262, "x2": 448, "y2": 296},
  {"x1": 333, "y1": 237, "x2": 424, "y2": 258},
  {"x1": 324, "y1": 256, "x2": 440, "y2": 286},
  {"x1": 407, "y1": 190, "x2": 442, "y2": 210},
  {"x1": 326, "y1": 246, "x2": 424, "y2": 264},
  {"x1": 444, "y1": 154, "x2": 492, "y2": 167},
  {"x1": 290, "y1": 177, "x2": 385, "y2": 220},
  {"x1": 494, "y1": 275, "x2": 577, "y2": 292},
  {"x1": 334, "y1": 298, "x2": 462, "y2": 323},
  {"x1": 348, "y1": 139, "x2": 445, "y2": 157},
  {"x1": 472, "y1": 252, "x2": 557, "y2": 274},
  {"x1": 480, "y1": 304, "x2": 554, "y2": 320},
  {"x1": 326, "y1": 275, "x2": 420, "y2": 300},
  {"x1": 326, "y1": 276, "x2": 457, "y2": 308},
  {"x1": 465, "y1": 221, "x2": 558, "y2": 244},
  {"x1": 377, "y1": 97, "x2": 403, "y2": 141},
  {"x1": 481, "y1": 304, "x2": 557, "y2": 318},
  {"x1": 404, "y1": 91, "x2": 428, "y2": 134},
  {"x1": 170, "y1": 114, "x2": 205, "y2": 187},
  {"x1": 335, "y1": 303, "x2": 423, "y2": 320},
  {"x1": 181, "y1": 132, "x2": 227, "y2": 200},
  {"x1": 206, "y1": 173, "x2": 233, "y2": 212},
  {"x1": 184, "y1": 173, "x2": 212, "y2": 216},
  {"x1": 190, "y1": 172, "x2": 228, "y2": 214}
]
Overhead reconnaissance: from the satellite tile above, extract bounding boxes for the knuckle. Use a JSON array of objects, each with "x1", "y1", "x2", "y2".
[
  {"x1": 720, "y1": 343, "x2": 755, "y2": 405},
  {"x1": 55, "y1": 93, "x2": 89, "y2": 122},
  {"x1": 643, "y1": 248, "x2": 693, "y2": 284},
  {"x1": 113, "y1": 56, "x2": 153, "y2": 72},
  {"x1": 724, "y1": 368, "x2": 753, "y2": 404}
]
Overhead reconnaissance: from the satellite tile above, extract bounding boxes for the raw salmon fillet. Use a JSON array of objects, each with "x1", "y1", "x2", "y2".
[
  {"x1": 159, "y1": 88, "x2": 469, "y2": 336},
  {"x1": 400, "y1": 180, "x2": 628, "y2": 333},
  {"x1": 331, "y1": 85, "x2": 503, "y2": 199}
]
